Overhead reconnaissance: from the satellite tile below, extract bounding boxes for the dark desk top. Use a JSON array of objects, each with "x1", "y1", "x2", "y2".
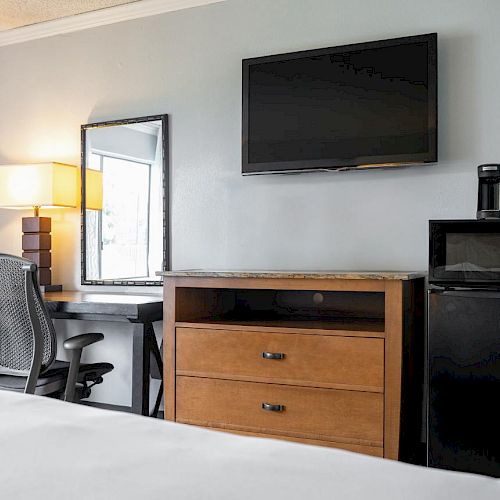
[{"x1": 44, "y1": 291, "x2": 163, "y2": 323}]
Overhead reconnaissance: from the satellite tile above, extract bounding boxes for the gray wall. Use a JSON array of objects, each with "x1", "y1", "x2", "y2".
[{"x1": 1, "y1": 0, "x2": 499, "y2": 404}]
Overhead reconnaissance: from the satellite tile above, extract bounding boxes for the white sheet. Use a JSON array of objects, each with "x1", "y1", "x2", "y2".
[{"x1": 0, "y1": 391, "x2": 498, "y2": 500}]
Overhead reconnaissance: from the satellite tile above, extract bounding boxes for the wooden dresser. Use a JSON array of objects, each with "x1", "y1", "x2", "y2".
[{"x1": 160, "y1": 271, "x2": 425, "y2": 462}]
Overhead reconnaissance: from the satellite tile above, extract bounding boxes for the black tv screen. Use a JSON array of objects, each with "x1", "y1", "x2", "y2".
[{"x1": 242, "y1": 33, "x2": 437, "y2": 174}]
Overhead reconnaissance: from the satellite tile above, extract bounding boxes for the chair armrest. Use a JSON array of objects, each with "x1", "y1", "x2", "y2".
[
  {"x1": 63, "y1": 333, "x2": 103, "y2": 351},
  {"x1": 63, "y1": 333, "x2": 103, "y2": 403}
]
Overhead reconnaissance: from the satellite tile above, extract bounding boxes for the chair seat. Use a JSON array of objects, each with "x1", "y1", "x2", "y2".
[{"x1": 0, "y1": 360, "x2": 114, "y2": 396}]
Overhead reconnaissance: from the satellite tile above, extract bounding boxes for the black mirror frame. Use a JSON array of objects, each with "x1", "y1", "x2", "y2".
[{"x1": 80, "y1": 114, "x2": 170, "y2": 286}]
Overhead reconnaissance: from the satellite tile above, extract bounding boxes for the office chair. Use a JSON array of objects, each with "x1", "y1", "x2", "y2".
[{"x1": 0, "y1": 253, "x2": 113, "y2": 402}]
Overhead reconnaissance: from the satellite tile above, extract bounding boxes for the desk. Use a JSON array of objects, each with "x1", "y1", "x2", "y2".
[{"x1": 44, "y1": 291, "x2": 163, "y2": 416}]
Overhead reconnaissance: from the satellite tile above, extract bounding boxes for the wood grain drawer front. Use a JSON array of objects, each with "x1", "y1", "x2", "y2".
[
  {"x1": 176, "y1": 327, "x2": 384, "y2": 391},
  {"x1": 176, "y1": 376, "x2": 384, "y2": 446}
]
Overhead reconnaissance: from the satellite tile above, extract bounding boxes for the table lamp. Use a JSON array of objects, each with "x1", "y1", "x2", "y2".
[{"x1": 0, "y1": 162, "x2": 78, "y2": 291}]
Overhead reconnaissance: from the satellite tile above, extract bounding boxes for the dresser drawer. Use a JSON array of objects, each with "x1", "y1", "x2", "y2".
[
  {"x1": 176, "y1": 376, "x2": 384, "y2": 445},
  {"x1": 176, "y1": 327, "x2": 384, "y2": 391}
]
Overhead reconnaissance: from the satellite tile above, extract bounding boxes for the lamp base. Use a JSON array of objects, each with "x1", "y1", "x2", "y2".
[{"x1": 22, "y1": 216, "x2": 60, "y2": 291}]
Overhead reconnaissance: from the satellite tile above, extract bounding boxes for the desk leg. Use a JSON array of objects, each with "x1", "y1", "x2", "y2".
[
  {"x1": 132, "y1": 324, "x2": 150, "y2": 416},
  {"x1": 132, "y1": 323, "x2": 163, "y2": 417}
]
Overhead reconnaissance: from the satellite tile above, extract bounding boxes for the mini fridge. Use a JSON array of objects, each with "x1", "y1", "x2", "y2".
[{"x1": 428, "y1": 289, "x2": 500, "y2": 476}]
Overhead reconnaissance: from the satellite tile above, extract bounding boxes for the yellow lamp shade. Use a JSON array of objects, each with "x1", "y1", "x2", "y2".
[
  {"x1": 0, "y1": 162, "x2": 78, "y2": 209},
  {"x1": 85, "y1": 168, "x2": 103, "y2": 211}
]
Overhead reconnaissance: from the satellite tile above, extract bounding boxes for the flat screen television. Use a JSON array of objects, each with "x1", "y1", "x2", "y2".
[{"x1": 242, "y1": 33, "x2": 437, "y2": 175}]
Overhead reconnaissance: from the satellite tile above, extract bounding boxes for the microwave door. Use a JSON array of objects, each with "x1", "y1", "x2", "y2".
[{"x1": 430, "y1": 221, "x2": 500, "y2": 286}]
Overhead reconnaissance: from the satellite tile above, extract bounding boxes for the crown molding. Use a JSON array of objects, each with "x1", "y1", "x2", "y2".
[
  {"x1": 124, "y1": 122, "x2": 161, "y2": 135},
  {"x1": 0, "y1": 0, "x2": 225, "y2": 47}
]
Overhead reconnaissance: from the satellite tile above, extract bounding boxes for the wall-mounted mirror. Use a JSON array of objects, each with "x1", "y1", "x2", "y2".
[{"x1": 81, "y1": 115, "x2": 169, "y2": 286}]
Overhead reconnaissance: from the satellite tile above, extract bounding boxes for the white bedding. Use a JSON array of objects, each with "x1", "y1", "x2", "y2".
[{"x1": 0, "y1": 392, "x2": 498, "y2": 500}]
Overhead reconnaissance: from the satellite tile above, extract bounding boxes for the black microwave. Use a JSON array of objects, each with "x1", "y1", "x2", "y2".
[{"x1": 429, "y1": 220, "x2": 500, "y2": 287}]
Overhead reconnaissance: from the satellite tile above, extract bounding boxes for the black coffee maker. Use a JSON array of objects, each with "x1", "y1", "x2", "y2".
[{"x1": 477, "y1": 164, "x2": 500, "y2": 219}]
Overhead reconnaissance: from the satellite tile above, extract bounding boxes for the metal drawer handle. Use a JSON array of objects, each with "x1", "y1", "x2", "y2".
[
  {"x1": 262, "y1": 352, "x2": 285, "y2": 360},
  {"x1": 262, "y1": 403, "x2": 285, "y2": 412}
]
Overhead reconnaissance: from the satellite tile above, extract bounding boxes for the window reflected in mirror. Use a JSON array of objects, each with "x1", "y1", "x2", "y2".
[{"x1": 82, "y1": 116, "x2": 167, "y2": 285}]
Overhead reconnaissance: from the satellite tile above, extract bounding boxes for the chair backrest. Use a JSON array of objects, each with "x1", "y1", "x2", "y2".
[{"x1": 0, "y1": 254, "x2": 56, "y2": 381}]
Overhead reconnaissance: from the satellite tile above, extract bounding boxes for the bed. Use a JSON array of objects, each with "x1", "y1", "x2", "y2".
[{"x1": 0, "y1": 392, "x2": 498, "y2": 500}]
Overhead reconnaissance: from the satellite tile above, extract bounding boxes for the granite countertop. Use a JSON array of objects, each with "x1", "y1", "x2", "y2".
[{"x1": 157, "y1": 270, "x2": 425, "y2": 281}]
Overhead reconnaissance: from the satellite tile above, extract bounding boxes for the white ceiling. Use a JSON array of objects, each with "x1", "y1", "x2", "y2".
[{"x1": 0, "y1": 0, "x2": 141, "y2": 31}]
